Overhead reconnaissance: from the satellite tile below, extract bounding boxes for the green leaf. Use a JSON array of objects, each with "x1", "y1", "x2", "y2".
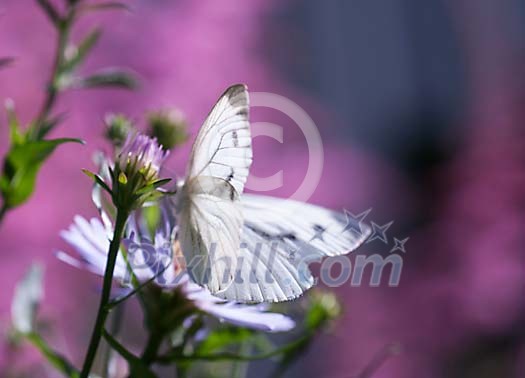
[
  {"x1": 133, "y1": 189, "x2": 164, "y2": 208},
  {"x1": 62, "y1": 29, "x2": 102, "y2": 72},
  {"x1": 26, "y1": 332, "x2": 79, "y2": 378},
  {"x1": 143, "y1": 205, "x2": 161, "y2": 238},
  {"x1": 0, "y1": 138, "x2": 84, "y2": 208},
  {"x1": 11, "y1": 265, "x2": 78, "y2": 377},
  {"x1": 5, "y1": 99, "x2": 25, "y2": 145},
  {"x1": 35, "y1": 0, "x2": 60, "y2": 25},
  {"x1": 34, "y1": 112, "x2": 68, "y2": 139},
  {"x1": 158, "y1": 335, "x2": 306, "y2": 364},
  {"x1": 81, "y1": 169, "x2": 112, "y2": 194},
  {"x1": 77, "y1": 69, "x2": 138, "y2": 89},
  {"x1": 196, "y1": 327, "x2": 254, "y2": 355},
  {"x1": 151, "y1": 178, "x2": 172, "y2": 188},
  {"x1": 11, "y1": 264, "x2": 44, "y2": 334},
  {"x1": 133, "y1": 178, "x2": 171, "y2": 198}
]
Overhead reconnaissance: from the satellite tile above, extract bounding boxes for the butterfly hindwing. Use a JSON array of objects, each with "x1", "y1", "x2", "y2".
[{"x1": 216, "y1": 194, "x2": 372, "y2": 303}]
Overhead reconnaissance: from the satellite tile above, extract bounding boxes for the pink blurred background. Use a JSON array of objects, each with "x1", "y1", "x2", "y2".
[{"x1": 1, "y1": 0, "x2": 524, "y2": 377}]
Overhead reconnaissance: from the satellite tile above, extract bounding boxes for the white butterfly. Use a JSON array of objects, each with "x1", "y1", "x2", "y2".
[{"x1": 175, "y1": 84, "x2": 370, "y2": 303}]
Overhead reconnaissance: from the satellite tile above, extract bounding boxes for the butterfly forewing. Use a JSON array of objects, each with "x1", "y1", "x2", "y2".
[
  {"x1": 187, "y1": 84, "x2": 252, "y2": 195},
  {"x1": 177, "y1": 84, "x2": 250, "y2": 294}
]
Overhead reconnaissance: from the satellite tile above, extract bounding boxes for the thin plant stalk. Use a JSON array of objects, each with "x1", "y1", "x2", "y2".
[
  {"x1": 32, "y1": 6, "x2": 76, "y2": 139},
  {"x1": 80, "y1": 208, "x2": 129, "y2": 377},
  {"x1": 102, "y1": 302, "x2": 126, "y2": 377}
]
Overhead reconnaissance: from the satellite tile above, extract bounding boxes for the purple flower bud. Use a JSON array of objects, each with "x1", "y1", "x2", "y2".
[{"x1": 118, "y1": 133, "x2": 169, "y2": 181}]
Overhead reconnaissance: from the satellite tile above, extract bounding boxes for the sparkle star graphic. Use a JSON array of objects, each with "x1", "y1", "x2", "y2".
[
  {"x1": 287, "y1": 247, "x2": 298, "y2": 262},
  {"x1": 310, "y1": 224, "x2": 326, "y2": 242},
  {"x1": 390, "y1": 237, "x2": 409, "y2": 253},
  {"x1": 342, "y1": 208, "x2": 372, "y2": 237},
  {"x1": 366, "y1": 221, "x2": 394, "y2": 244}
]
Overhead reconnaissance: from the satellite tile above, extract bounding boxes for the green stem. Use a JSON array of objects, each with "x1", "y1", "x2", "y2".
[
  {"x1": 108, "y1": 248, "x2": 170, "y2": 310},
  {"x1": 157, "y1": 335, "x2": 310, "y2": 364},
  {"x1": 102, "y1": 328, "x2": 138, "y2": 362},
  {"x1": 31, "y1": 5, "x2": 76, "y2": 140},
  {"x1": 102, "y1": 302, "x2": 125, "y2": 377},
  {"x1": 80, "y1": 208, "x2": 129, "y2": 378},
  {"x1": 141, "y1": 330, "x2": 164, "y2": 365},
  {"x1": 140, "y1": 289, "x2": 195, "y2": 368}
]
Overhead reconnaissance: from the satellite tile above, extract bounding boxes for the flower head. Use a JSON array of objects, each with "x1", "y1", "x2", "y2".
[
  {"x1": 147, "y1": 108, "x2": 188, "y2": 150},
  {"x1": 104, "y1": 113, "x2": 134, "y2": 147},
  {"x1": 118, "y1": 133, "x2": 169, "y2": 183},
  {"x1": 107, "y1": 133, "x2": 170, "y2": 210}
]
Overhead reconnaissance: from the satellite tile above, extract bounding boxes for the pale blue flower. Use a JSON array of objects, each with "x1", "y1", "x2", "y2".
[{"x1": 57, "y1": 204, "x2": 295, "y2": 332}]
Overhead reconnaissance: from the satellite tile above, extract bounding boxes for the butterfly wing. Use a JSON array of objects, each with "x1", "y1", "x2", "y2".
[
  {"x1": 187, "y1": 84, "x2": 252, "y2": 195},
  {"x1": 177, "y1": 84, "x2": 251, "y2": 293},
  {"x1": 217, "y1": 194, "x2": 371, "y2": 303},
  {"x1": 178, "y1": 176, "x2": 243, "y2": 293}
]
